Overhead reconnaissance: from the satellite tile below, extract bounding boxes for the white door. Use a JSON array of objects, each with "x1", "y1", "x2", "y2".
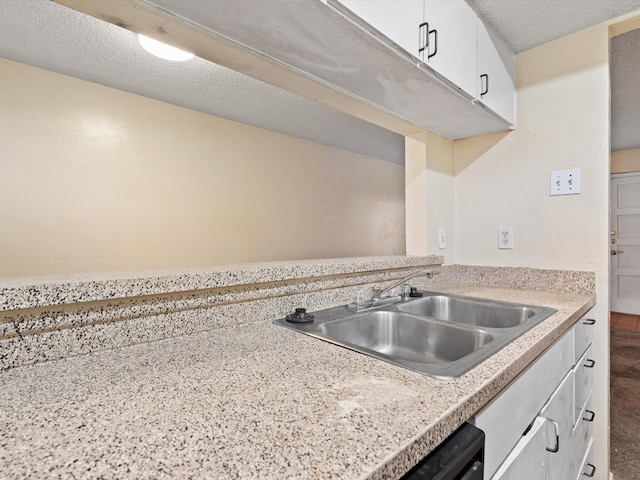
[{"x1": 611, "y1": 173, "x2": 640, "y2": 314}]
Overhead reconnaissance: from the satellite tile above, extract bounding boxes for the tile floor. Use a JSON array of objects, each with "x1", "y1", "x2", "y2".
[{"x1": 610, "y1": 311, "x2": 640, "y2": 331}]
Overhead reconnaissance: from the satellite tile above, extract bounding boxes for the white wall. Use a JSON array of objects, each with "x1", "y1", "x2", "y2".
[
  {"x1": 0, "y1": 58, "x2": 405, "y2": 277},
  {"x1": 405, "y1": 131, "x2": 455, "y2": 261},
  {"x1": 454, "y1": 24, "x2": 610, "y2": 475}
]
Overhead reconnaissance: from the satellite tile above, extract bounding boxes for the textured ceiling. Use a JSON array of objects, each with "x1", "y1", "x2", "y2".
[
  {"x1": 467, "y1": 0, "x2": 640, "y2": 53},
  {"x1": 0, "y1": 0, "x2": 405, "y2": 164},
  {"x1": 611, "y1": 28, "x2": 640, "y2": 151},
  {"x1": 1, "y1": 0, "x2": 640, "y2": 156}
]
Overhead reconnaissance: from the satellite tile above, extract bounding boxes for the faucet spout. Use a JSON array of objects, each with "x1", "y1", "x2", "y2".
[{"x1": 372, "y1": 268, "x2": 434, "y2": 301}]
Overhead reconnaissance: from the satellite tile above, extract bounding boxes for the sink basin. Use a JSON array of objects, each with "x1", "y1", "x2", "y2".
[
  {"x1": 274, "y1": 291, "x2": 557, "y2": 379},
  {"x1": 397, "y1": 294, "x2": 536, "y2": 328},
  {"x1": 319, "y1": 310, "x2": 493, "y2": 364}
]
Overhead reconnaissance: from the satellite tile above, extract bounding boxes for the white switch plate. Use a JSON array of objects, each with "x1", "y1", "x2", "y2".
[
  {"x1": 498, "y1": 227, "x2": 513, "y2": 249},
  {"x1": 438, "y1": 227, "x2": 446, "y2": 249},
  {"x1": 550, "y1": 169, "x2": 581, "y2": 195}
]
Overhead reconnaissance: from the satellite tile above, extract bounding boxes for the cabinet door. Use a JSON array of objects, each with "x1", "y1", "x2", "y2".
[
  {"x1": 477, "y1": 18, "x2": 516, "y2": 124},
  {"x1": 334, "y1": 0, "x2": 424, "y2": 57},
  {"x1": 540, "y1": 372, "x2": 574, "y2": 480},
  {"x1": 492, "y1": 416, "x2": 548, "y2": 480},
  {"x1": 423, "y1": 0, "x2": 478, "y2": 98}
]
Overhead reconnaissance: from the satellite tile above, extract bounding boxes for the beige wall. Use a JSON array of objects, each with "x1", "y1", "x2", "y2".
[
  {"x1": 454, "y1": 25, "x2": 610, "y2": 476},
  {"x1": 405, "y1": 130, "x2": 455, "y2": 260},
  {"x1": 0, "y1": 58, "x2": 405, "y2": 277},
  {"x1": 612, "y1": 147, "x2": 640, "y2": 173}
]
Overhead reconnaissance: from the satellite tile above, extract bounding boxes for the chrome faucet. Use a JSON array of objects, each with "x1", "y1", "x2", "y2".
[{"x1": 371, "y1": 268, "x2": 434, "y2": 301}]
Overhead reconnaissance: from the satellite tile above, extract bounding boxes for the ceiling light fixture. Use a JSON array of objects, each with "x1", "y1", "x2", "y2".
[{"x1": 137, "y1": 34, "x2": 195, "y2": 61}]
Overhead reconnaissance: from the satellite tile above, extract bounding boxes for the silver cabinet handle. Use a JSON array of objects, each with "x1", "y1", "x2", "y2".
[
  {"x1": 583, "y1": 318, "x2": 596, "y2": 325},
  {"x1": 584, "y1": 359, "x2": 596, "y2": 368},
  {"x1": 583, "y1": 410, "x2": 595, "y2": 422}
]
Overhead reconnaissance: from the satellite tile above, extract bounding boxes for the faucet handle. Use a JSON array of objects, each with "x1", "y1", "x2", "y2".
[{"x1": 371, "y1": 286, "x2": 382, "y2": 301}]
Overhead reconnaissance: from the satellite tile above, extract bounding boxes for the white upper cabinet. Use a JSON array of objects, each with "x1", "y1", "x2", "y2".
[
  {"x1": 133, "y1": 0, "x2": 514, "y2": 139},
  {"x1": 477, "y1": 18, "x2": 516, "y2": 125},
  {"x1": 422, "y1": 0, "x2": 478, "y2": 99},
  {"x1": 338, "y1": 0, "x2": 424, "y2": 57},
  {"x1": 332, "y1": 0, "x2": 515, "y2": 125}
]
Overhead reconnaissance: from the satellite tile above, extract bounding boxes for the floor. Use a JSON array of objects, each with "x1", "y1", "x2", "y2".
[
  {"x1": 610, "y1": 311, "x2": 640, "y2": 331},
  {"x1": 609, "y1": 312, "x2": 640, "y2": 480}
]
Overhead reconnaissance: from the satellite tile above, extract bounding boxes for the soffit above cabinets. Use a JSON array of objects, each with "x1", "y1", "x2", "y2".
[{"x1": 55, "y1": 0, "x2": 511, "y2": 140}]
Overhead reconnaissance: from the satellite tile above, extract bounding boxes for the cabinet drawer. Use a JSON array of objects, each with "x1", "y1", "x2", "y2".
[
  {"x1": 576, "y1": 438, "x2": 596, "y2": 480},
  {"x1": 473, "y1": 331, "x2": 574, "y2": 478},
  {"x1": 573, "y1": 345, "x2": 595, "y2": 425},
  {"x1": 573, "y1": 393, "x2": 595, "y2": 480},
  {"x1": 574, "y1": 315, "x2": 595, "y2": 363}
]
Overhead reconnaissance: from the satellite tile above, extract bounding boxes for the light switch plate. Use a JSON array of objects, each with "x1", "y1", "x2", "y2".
[{"x1": 550, "y1": 169, "x2": 581, "y2": 195}]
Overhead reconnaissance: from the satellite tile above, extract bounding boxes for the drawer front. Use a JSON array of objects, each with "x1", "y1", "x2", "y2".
[
  {"x1": 574, "y1": 315, "x2": 595, "y2": 363},
  {"x1": 574, "y1": 345, "x2": 595, "y2": 425},
  {"x1": 573, "y1": 393, "x2": 595, "y2": 480},
  {"x1": 576, "y1": 438, "x2": 595, "y2": 480},
  {"x1": 473, "y1": 331, "x2": 574, "y2": 478}
]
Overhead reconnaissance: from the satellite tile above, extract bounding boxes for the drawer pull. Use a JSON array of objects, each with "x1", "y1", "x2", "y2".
[
  {"x1": 544, "y1": 418, "x2": 560, "y2": 453},
  {"x1": 583, "y1": 463, "x2": 596, "y2": 477},
  {"x1": 583, "y1": 410, "x2": 595, "y2": 422},
  {"x1": 583, "y1": 359, "x2": 596, "y2": 368},
  {"x1": 583, "y1": 318, "x2": 596, "y2": 325}
]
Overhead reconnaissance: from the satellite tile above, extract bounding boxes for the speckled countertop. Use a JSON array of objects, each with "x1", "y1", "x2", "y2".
[{"x1": 0, "y1": 284, "x2": 595, "y2": 479}]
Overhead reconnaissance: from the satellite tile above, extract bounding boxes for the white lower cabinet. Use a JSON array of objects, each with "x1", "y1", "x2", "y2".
[{"x1": 473, "y1": 312, "x2": 596, "y2": 479}]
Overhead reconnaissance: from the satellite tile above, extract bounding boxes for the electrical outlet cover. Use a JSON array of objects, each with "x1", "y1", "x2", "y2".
[{"x1": 498, "y1": 226, "x2": 513, "y2": 249}]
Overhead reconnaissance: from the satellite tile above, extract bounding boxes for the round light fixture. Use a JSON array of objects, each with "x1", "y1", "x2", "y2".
[{"x1": 137, "y1": 34, "x2": 195, "y2": 62}]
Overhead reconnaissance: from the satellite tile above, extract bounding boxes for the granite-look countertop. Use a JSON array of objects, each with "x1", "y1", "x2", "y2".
[{"x1": 0, "y1": 284, "x2": 595, "y2": 479}]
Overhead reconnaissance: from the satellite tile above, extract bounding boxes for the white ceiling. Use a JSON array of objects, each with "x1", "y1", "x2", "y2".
[
  {"x1": 468, "y1": 0, "x2": 640, "y2": 53},
  {"x1": 1, "y1": 0, "x2": 640, "y2": 157}
]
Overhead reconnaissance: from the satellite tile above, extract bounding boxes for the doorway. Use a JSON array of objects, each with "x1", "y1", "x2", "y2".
[{"x1": 610, "y1": 173, "x2": 640, "y2": 315}]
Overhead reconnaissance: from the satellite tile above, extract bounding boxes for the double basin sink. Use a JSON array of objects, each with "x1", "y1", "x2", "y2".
[{"x1": 274, "y1": 292, "x2": 556, "y2": 379}]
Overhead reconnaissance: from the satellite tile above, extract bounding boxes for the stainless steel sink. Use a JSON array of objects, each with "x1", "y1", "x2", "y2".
[
  {"x1": 397, "y1": 294, "x2": 536, "y2": 328},
  {"x1": 319, "y1": 310, "x2": 494, "y2": 364},
  {"x1": 274, "y1": 291, "x2": 556, "y2": 379}
]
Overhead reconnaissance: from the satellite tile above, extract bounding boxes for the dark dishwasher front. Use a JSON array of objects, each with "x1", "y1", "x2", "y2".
[{"x1": 400, "y1": 422, "x2": 484, "y2": 480}]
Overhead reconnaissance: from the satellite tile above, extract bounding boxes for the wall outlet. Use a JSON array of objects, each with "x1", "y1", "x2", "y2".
[
  {"x1": 438, "y1": 227, "x2": 446, "y2": 249},
  {"x1": 550, "y1": 169, "x2": 581, "y2": 195},
  {"x1": 498, "y1": 227, "x2": 513, "y2": 249}
]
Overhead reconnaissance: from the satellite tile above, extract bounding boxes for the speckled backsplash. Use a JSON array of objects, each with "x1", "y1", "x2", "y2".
[
  {"x1": 430, "y1": 264, "x2": 596, "y2": 295},
  {"x1": 0, "y1": 257, "x2": 595, "y2": 371},
  {"x1": 0, "y1": 256, "x2": 442, "y2": 371}
]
